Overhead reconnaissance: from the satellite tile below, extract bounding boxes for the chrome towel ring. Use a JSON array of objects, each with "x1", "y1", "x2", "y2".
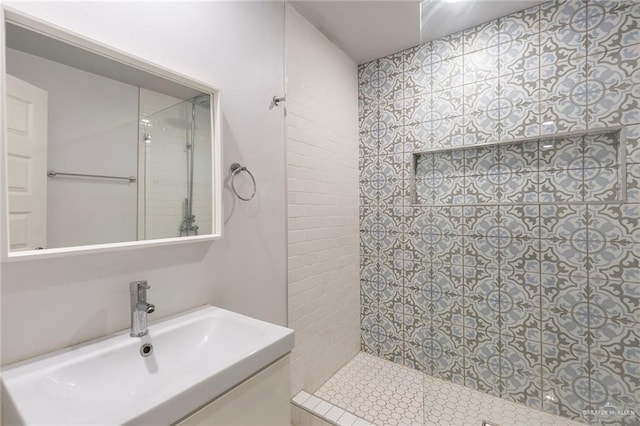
[{"x1": 230, "y1": 163, "x2": 256, "y2": 201}]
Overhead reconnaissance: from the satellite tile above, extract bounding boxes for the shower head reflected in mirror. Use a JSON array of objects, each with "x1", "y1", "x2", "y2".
[
  {"x1": 193, "y1": 94, "x2": 210, "y2": 108},
  {"x1": 163, "y1": 95, "x2": 210, "y2": 128}
]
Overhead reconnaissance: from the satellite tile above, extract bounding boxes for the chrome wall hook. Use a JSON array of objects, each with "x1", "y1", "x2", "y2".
[{"x1": 272, "y1": 95, "x2": 286, "y2": 107}]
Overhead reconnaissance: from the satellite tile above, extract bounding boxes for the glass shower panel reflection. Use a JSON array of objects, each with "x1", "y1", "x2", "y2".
[{"x1": 139, "y1": 97, "x2": 212, "y2": 240}]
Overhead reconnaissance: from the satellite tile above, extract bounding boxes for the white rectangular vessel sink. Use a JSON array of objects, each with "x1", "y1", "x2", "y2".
[{"x1": 1, "y1": 305, "x2": 294, "y2": 425}]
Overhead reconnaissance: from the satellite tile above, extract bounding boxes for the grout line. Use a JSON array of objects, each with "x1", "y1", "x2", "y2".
[
  {"x1": 495, "y1": 23, "x2": 505, "y2": 393},
  {"x1": 461, "y1": 37, "x2": 468, "y2": 386},
  {"x1": 537, "y1": 200, "x2": 544, "y2": 412}
]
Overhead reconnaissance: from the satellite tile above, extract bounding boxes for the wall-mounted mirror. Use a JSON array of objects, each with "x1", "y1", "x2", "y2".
[{"x1": 2, "y1": 8, "x2": 222, "y2": 258}]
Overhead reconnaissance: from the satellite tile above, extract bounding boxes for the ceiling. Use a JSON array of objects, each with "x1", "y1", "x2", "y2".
[{"x1": 291, "y1": 0, "x2": 545, "y2": 65}]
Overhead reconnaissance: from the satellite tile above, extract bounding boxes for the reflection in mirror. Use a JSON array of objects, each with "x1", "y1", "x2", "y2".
[
  {"x1": 4, "y1": 20, "x2": 215, "y2": 253},
  {"x1": 139, "y1": 92, "x2": 212, "y2": 240}
]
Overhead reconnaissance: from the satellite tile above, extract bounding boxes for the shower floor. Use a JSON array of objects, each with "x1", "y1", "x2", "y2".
[{"x1": 295, "y1": 352, "x2": 584, "y2": 426}]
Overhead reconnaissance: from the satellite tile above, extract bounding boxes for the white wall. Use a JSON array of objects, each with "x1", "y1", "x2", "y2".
[
  {"x1": 1, "y1": 1, "x2": 287, "y2": 365},
  {"x1": 286, "y1": 5, "x2": 361, "y2": 395},
  {"x1": 6, "y1": 47, "x2": 139, "y2": 248}
]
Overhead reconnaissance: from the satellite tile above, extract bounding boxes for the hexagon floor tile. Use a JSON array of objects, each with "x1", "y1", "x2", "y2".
[{"x1": 312, "y1": 352, "x2": 585, "y2": 426}]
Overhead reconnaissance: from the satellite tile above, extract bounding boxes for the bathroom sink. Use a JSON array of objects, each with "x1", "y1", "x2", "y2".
[{"x1": 1, "y1": 305, "x2": 294, "y2": 425}]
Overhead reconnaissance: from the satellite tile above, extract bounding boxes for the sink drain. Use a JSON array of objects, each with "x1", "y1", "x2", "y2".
[{"x1": 140, "y1": 343, "x2": 153, "y2": 357}]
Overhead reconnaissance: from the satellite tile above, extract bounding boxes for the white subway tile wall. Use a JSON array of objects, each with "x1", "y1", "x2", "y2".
[{"x1": 287, "y1": 5, "x2": 361, "y2": 395}]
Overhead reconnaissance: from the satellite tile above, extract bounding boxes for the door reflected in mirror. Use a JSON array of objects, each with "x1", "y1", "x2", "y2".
[{"x1": 3, "y1": 17, "x2": 219, "y2": 254}]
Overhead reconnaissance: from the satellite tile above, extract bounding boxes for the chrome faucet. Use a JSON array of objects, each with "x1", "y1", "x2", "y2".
[{"x1": 130, "y1": 280, "x2": 155, "y2": 337}]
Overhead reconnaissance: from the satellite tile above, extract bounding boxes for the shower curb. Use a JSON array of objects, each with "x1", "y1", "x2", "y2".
[{"x1": 291, "y1": 390, "x2": 373, "y2": 426}]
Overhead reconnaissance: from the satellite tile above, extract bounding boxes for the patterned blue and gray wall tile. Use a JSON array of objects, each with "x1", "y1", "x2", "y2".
[{"x1": 358, "y1": 0, "x2": 640, "y2": 424}]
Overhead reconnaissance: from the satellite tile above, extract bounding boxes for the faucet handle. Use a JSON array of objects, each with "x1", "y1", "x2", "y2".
[{"x1": 130, "y1": 280, "x2": 150, "y2": 291}]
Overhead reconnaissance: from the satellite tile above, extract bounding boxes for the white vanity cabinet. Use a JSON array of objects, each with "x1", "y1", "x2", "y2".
[{"x1": 177, "y1": 356, "x2": 290, "y2": 426}]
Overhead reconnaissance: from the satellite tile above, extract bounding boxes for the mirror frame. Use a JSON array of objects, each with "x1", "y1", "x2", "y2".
[{"x1": 0, "y1": 6, "x2": 223, "y2": 261}]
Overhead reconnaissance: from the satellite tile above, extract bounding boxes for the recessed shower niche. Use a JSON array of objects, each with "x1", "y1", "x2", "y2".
[{"x1": 412, "y1": 129, "x2": 626, "y2": 206}]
